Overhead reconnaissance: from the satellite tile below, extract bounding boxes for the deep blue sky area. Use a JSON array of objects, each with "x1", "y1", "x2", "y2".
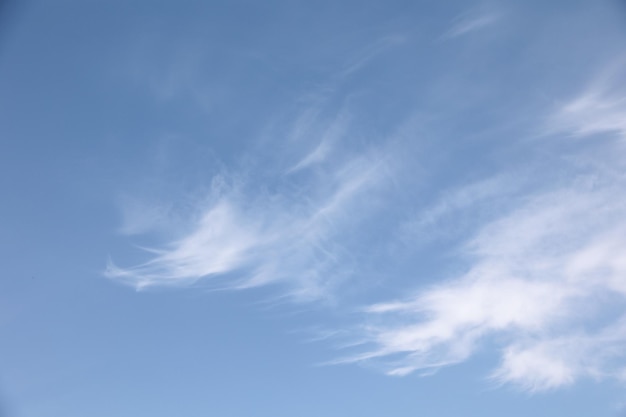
[{"x1": 2, "y1": 1, "x2": 626, "y2": 416}]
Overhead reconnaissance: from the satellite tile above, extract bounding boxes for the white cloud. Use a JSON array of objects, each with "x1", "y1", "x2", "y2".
[
  {"x1": 288, "y1": 112, "x2": 349, "y2": 173},
  {"x1": 346, "y1": 182, "x2": 626, "y2": 390},
  {"x1": 551, "y1": 91, "x2": 626, "y2": 142},
  {"x1": 492, "y1": 319, "x2": 626, "y2": 392},
  {"x1": 108, "y1": 35, "x2": 411, "y2": 299},
  {"x1": 106, "y1": 148, "x2": 391, "y2": 301},
  {"x1": 402, "y1": 174, "x2": 518, "y2": 243},
  {"x1": 548, "y1": 60, "x2": 626, "y2": 141},
  {"x1": 342, "y1": 69, "x2": 626, "y2": 391},
  {"x1": 443, "y1": 10, "x2": 501, "y2": 39},
  {"x1": 110, "y1": 17, "x2": 626, "y2": 393},
  {"x1": 338, "y1": 35, "x2": 406, "y2": 78},
  {"x1": 107, "y1": 200, "x2": 263, "y2": 288}
]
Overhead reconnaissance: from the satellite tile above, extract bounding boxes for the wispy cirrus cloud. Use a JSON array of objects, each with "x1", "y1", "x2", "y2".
[
  {"x1": 341, "y1": 68, "x2": 626, "y2": 391},
  {"x1": 338, "y1": 35, "x2": 406, "y2": 78},
  {"x1": 346, "y1": 178, "x2": 626, "y2": 391},
  {"x1": 108, "y1": 3, "x2": 626, "y2": 394},
  {"x1": 401, "y1": 174, "x2": 520, "y2": 245},
  {"x1": 549, "y1": 62, "x2": 626, "y2": 141},
  {"x1": 108, "y1": 28, "x2": 415, "y2": 300},
  {"x1": 106, "y1": 138, "x2": 393, "y2": 301},
  {"x1": 287, "y1": 111, "x2": 349, "y2": 173},
  {"x1": 442, "y1": 9, "x2": 501, "y2": 40}
]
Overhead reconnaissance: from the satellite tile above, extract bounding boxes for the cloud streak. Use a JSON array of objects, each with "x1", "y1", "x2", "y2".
[
  {"x1": 549, "y1": 63, "x2": 626, "y2": 141},
  {"x1": 443, "y1": 9, "x2": 501, "y2": 39}
]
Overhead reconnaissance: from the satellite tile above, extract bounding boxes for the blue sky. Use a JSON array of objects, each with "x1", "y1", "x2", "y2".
[{"x1": 2, "y1": 0, "x2": 626, "y2": 416}]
